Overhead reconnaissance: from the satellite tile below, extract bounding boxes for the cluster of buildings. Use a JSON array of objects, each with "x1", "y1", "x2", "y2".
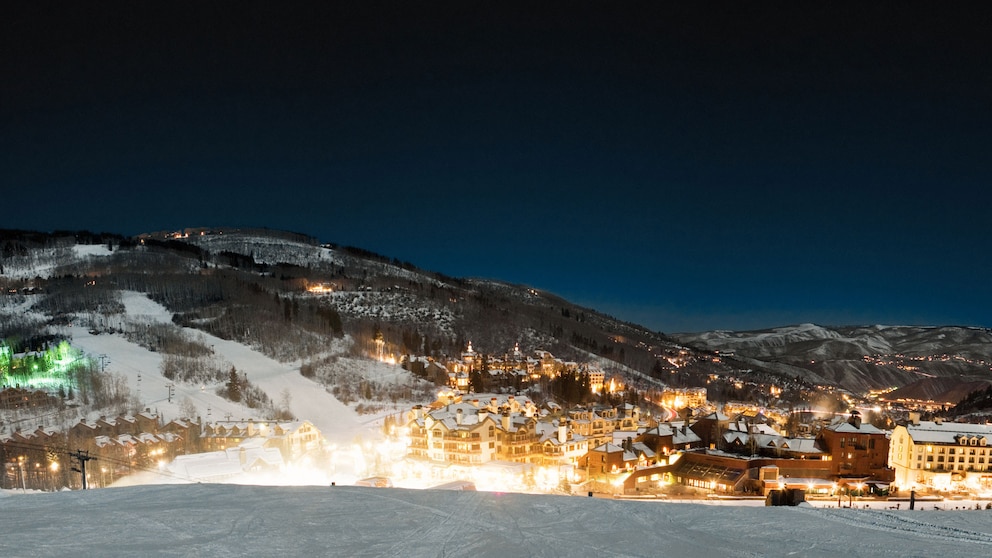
[
  {"x1": 407, "y1": 344, "x2": 612, "y2": 394},
  {"x1": 0, "y1": 413, "x2": 323, "y2": 490},
  {"x1": 403, "y1": 391, "x2": 992, "y2": 497}
]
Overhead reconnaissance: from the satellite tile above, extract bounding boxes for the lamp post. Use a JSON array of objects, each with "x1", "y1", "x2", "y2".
[
  {"x1": 17, "y1": 456, "x2": 26, "y2": 492},
  {"x1": 49, "y1": 462, "x2": 59, "y2": 491}
]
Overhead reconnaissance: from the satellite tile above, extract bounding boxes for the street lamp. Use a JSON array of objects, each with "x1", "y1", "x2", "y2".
[
  {"x1": 17, "y1": 456, "x2": 26, "y2": 491},
  {"x1": 49, "y1": 462, "x2": 59, "y2": 491}
]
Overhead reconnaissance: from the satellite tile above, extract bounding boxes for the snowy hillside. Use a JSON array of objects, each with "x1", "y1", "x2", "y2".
[
  {"x1": 60, "y1": 292, "x2": 368, "y2": 445},
  {"x1": 3, "y1": 484, "x2": 992, "y2": 557},
  {"x1": 679, "y1": 323, "x2": 992, "y2": 396}
]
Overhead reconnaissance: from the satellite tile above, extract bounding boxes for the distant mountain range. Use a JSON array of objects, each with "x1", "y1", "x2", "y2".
[
  {"x1": 677, "y1": 323, "x2": 992, "y2": 403},
  {"x1": 2, "y1": 227, "x2": 990, "y2": 406}
]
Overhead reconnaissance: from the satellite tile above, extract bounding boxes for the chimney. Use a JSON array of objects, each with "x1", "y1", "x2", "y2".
[
  {"x1": 934, "y1": 417, "x2": 943, "y2": 425},
  {"x1": 558, "y1": 418, "x2": 567, "y2": 444},
  {"x1": 478, "y1": 408, "x2": 489, "y2": 423},
  {"x1": 456, "y1": 408, "x2": 463, "y2": 425},
  {"x1": 849, "y1": 410, "x2": 862, "y2": 429},
  {"x1": 909, "y1": 412, "x2": 921, "y2": 426},
  {"x1": 502, "y1": 410, "x2": 511, "y2": 432}
]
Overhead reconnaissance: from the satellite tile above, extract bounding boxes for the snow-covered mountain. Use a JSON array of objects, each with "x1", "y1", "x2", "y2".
[
  {"x1": 678, "y1": 323, "x2": 992, "y2": 398},
  {"x1": 1, "y1": 228, "x2": 723, "y2": 401},
  {"x1": 3, "y1": 227, "x2": 990, "y2": 420}
]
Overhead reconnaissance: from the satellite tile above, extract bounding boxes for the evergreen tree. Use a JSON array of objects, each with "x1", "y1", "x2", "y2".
[{"x1": 227, "y1": 366, "x2": 242, "y2": 402}]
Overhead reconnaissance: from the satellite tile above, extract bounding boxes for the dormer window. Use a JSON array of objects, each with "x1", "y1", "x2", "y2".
[
  {"x1": 971, "y1": 437, "x2": 978, "y2": 446},
  {"x1": 982, "y1": 438, "x2": 988, "y2": 447}
]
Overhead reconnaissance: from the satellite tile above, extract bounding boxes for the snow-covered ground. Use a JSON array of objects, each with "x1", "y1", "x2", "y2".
[
  {"x1": 30, "y1": 291, "x2": 398, "y2": 483},
  {"x1": 65, "y1": 291, "x2": 369, "y2": 446},
  {"x1": 3, "y1": 484, "x2": 992, "y2": 557}
]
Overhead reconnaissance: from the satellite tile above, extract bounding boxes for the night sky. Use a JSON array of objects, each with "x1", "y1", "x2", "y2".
[{"x1": 2, "y1": 3, "x2": 990, "y2": 333}]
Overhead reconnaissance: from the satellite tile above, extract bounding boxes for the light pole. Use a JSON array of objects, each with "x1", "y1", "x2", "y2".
[{"x1": 17, "y1": 456, "x2": 26, "y2": 492}]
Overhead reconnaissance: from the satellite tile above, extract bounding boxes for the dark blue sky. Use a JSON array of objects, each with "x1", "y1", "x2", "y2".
[{"x1": 2, "y1": 3, "x2": 990, "y2": 333}]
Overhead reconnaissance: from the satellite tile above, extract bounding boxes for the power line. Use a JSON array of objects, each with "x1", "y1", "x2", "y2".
[{"x1": 1, "y1": 440, "x2": 193, "y2": 485}]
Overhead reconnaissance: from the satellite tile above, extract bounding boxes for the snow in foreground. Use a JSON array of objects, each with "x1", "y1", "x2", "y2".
[{"x1": 3, "y1": 485, "x2": 992, "y2": 557}]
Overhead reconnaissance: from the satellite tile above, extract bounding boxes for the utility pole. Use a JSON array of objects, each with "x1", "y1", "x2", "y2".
[
  {"x1": 167, "y1": 383, "x2": 175, "y2": 403},
  {"x1": 98, "y1": 354, "x2": 110, "y2": 372},
  {"x1": 70, "y1": 450, "x2": 97, "y2": 489}
]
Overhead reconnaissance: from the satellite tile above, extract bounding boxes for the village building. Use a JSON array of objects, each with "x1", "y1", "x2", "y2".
[
  {"x1": 816, "y1": 410, "x2": 892, "y2": 483},
  {"x1": 537, "y1": 417, "x2": 588, "y2": 468},
  {"x1": 623, "y1": 449, "x2": 836, "y2": 495},
  {"x1": 636, "y1": 421, "x2": 703, "y2": 458},
  {"x1": 200, "y1": 419, "x2": 323, "y2": 461},
  {"x1": 405, "y1": 394, "x2": 544, "y2": 466},
  {"x1": 566, "y1": 404, "x2": 640, "y2": 448},
  {"x1": 406, "y1": 393, "x2": 636, "y2": 474},
  {"x1": 690, "y1": 411, "x2": 730, "y2": 449},
  {"x1": 1, "y1": 412, "x2": 187, "y2": 490},
  {"x1": 890, "y1": 412, "x2": 992, "y2": 493},
  {"x1": 657, "y1": 387, "x2": 708, "y2": 411}
]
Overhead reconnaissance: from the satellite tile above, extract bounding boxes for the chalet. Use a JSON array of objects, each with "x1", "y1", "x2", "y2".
[
  {"x1": 722, "y1": 430, "x2": 824, "y2": 460},
  {"x1": 580, "y1": 442, "x2": 638, "y2": 479},
  {"x1": 637, "y1": 422, "x2": 703, "y2": 457}
]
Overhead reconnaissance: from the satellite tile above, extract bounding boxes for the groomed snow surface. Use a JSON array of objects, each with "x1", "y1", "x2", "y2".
[{"x1": 3, "y1": 485, "x2": 992, "y2": 557}]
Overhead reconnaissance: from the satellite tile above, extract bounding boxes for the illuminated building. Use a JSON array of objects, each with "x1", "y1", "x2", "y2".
[
  {"x1": 406, "y1": 395, "x2": 602, "y2": 469},
  {"x1": 406, "y1": 394, "x2": 544, "y2": 466},
  {"x1": 816, "y1": 410, "x2": 892, "y2": 482},
  {"x1": 538, "y1": 418, "x2": 589, "y2": 467},
  {"x1": 201, "y1": 419, "x2": 323, "y2": 461},
  {"x1": 566, "y1": 404, "x2": 640, "y2": 448},
  {"x1": 890, "y1": 412, "x2": 992, "y2": 493},
  {"x1": 637, "y1": 422, "x2": 703, "y2": 456},
  {"x1": 658, "y1": 388, "x2": 708, "y2": 410}
]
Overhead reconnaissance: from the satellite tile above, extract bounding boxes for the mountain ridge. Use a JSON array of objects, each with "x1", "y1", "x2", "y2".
[{"x1": 3, "y1": 227, "x2": 990, "y2": 405}]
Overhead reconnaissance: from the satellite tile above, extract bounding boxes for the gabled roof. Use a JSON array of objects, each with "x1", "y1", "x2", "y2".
[
  {"x1": 592, "y1": 443, "x2": 625, "y2": 454},
  {"x1": 631, "y1": 442, "x2": 656, "y2": 458},
  {"x1": 723, "y1": 432, "x2": 822, "y2": 454},
  {"x1": 823, "y1": 418, "x2": 885, "y2": 435},
  {"x1": 904, "y1": 421, "x2": 992, "y2": 445}
]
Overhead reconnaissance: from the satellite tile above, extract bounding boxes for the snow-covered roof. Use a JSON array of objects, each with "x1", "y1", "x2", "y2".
[
  {"x1": 727, "y1": 420, "x2": 779, "y2": 436},
  {"x1": 905, "y1": 421, "x2": 992, "y2": 445},
  {"x1": 723, "y1": 432, "x2": 823, "y2": 454},
  {"x1": 823, "y1": 417, "x2": 885, "y2": 435}
]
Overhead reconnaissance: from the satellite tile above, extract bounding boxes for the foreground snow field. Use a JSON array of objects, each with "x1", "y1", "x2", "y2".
[{"x1": 3, "y1": 484, "x2": 992, "y2": 557}]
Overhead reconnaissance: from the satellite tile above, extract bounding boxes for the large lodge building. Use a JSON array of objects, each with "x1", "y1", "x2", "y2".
[{"x1": 890, "y1": 412, "x2": 992, "y2": 493}]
